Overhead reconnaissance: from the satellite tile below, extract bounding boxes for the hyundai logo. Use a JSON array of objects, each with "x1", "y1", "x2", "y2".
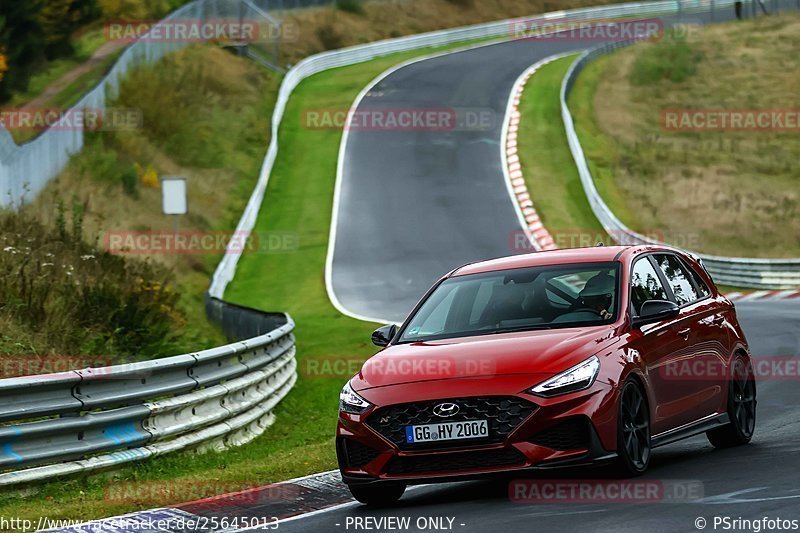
[{"x1": 432, "y1": 402, "x2": 460, "y2": 417}]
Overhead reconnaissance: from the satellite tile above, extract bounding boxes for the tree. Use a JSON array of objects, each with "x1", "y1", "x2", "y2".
[
  {"x1": 0, "y1": 51, "x2": 7, "y2": 82},
  {"x1": 37, "y1": 0, "x2": 100, "y2": 59},
  {"x1": 0, "y1": 0, "x2": 46, "y2": 102}
]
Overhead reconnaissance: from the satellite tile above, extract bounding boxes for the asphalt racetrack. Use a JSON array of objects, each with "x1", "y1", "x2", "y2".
[
  {"x1": 329, "y1": 37, "x2": 588, "y2": 323},
  {"x1": 328, "y1": 11, "x2": 737, "y2": 324}
]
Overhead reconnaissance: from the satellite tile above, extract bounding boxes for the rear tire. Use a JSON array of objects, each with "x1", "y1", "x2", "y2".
[
  {"x1": 348, "y1": 484, "x2": 406, "y2": 506},
  {"x1": 707, "y1": 355, "x2": 756, "y2": 448},
  {"x1": 615, "y1": 379, "x2": 651, "y2": 477}
]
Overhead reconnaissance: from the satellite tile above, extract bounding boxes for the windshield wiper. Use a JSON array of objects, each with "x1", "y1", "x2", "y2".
[{"x1": 489, "y1": 324, "x2": 557, "y2": 335}]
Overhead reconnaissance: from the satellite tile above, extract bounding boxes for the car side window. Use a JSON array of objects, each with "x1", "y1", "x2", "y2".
[
  {"x1": 654, "y1": 254, "x2": 699, "y2": 306},
  {"x1": 681, "y1": 258, "x2": 711, "y2": 298},
  {"x1": 630, "y1": 257, "x2": 668, "y2": 315}
]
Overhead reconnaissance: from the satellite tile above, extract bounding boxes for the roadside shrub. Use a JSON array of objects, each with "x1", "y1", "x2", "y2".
[
  {"x1": 335, "y1": 0, "x2": 365, "y2": 15},
  {"x1": 74, "y1": 134, "x2": 127, "y2": 183},
  {"x1": 316, "y1": 24, "x2": 346, "y2": 51},
  {"x1": 629, "y1": 33, "x2": 703, "y2": 85},
  {"x1": 0, "y1": 211, "x2": 187, "y2": 360},
  {"x1": 114, "y1": 46, "x2": 259, "y2": 168},
  {"x1": 121, "y1": 165, "x2": 139, "y2": 197}
]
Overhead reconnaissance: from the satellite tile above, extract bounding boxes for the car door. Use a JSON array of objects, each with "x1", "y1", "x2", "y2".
[
  {"x1": 626, "y1": 254, "x2": 691, "y2": 435},
  {"x1": 652, "y1": 253, "x2": 729, "y2": 424}
]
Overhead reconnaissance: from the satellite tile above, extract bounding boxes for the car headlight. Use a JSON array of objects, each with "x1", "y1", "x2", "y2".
[
  {"x1": 340, "y1": 381, "x2": 372, "y2": 414},
  {"x1": 529, "y1": 355, "x2": 600, "y2": 397}
]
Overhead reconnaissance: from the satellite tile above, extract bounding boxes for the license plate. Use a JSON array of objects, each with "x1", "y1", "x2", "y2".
[{"x1": 405, "y1": 420, "x2": 489, "y2": 443}]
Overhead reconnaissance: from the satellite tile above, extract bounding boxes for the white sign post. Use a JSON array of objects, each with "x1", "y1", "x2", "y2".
[{"x1": 161, "y1": 176, "x2": 187, "y2": 231}]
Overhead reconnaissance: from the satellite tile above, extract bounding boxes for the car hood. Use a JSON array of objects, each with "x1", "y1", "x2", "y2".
[{"x1": 352, "y1": 325, "x2": 620, "y2": 390}]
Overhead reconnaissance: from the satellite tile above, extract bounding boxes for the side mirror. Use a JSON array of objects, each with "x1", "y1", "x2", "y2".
[
  {"x1": 371, "y1": 324, "x2": 398, "y2": 347},
  {"x1": 632, "y1": 300, "x2": 679, "y2": 328}
]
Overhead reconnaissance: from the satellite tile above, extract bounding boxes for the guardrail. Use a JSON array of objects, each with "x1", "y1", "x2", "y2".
[
  {"x1": 560, "y1": 26, "x2": 800, "y2": 289},
  {"x1": 209, "y1": 0, "x2": 720, "y2": 299},
  {"x1": 0, "y1": 302, "x2": 296, "y2": 487}
]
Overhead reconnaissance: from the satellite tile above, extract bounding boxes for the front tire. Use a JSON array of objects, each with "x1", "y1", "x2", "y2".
[
  {"x1": 615, "y1": 379, "x2": 651, "y2": 476},
  {"x1": 707, "y1": 355, "x2": 756, "y2": 448},
  {"x1": 348, "y1": 483, "x2": 406, "y2": 506}
]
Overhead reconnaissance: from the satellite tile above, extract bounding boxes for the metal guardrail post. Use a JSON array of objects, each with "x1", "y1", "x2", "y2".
[{"x1": 275, "y1": 22, "x2": 282, "y2": 66}]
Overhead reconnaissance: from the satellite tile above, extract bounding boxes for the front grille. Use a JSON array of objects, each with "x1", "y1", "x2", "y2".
[
  {"x1": 529, "y1": 418, "x2": 590, "y2": 451},
  {"x1": 339, "y1": 438, "x2": 381, "y2": 468},
  {"x1": 365, "y1": 396, "x2": 536, "y2": 450},
  {"x1": 386, "y1": 448, "x2": 526, "y2": 475}
]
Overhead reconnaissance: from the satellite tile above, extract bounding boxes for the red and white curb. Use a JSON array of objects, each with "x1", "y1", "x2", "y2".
[
  {"x1": 501, "y1": 54, "x2": 574, "y2": 252},
  {"x1": 727, "y1": 290, "x2": 800, "y2": 302}
]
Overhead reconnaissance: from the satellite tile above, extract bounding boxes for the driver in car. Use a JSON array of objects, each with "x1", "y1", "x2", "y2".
[{"x1": 554, "y1": 273, "x2": 615, "y2": 322}]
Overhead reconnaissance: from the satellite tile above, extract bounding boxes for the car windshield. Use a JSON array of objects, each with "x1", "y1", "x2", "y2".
[{"x1": 398, "y1": 262, "x2": 620, "y2": 343}]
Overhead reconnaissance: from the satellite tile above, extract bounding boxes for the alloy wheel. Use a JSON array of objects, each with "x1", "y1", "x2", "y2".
[
  {"x1": 621, "y1": 382, "x2": 650, "y2": 471},
  {"x1": 731, "y1": 358, "x2": 757, "y2": 438}
]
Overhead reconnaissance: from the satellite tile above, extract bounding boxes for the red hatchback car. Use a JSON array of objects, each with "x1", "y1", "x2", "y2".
[{"x1": 336, "y1": 246, "x2": 756, "y2": 505}]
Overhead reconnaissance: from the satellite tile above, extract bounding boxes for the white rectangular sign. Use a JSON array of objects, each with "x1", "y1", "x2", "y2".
[{"x1": 161, "y1": 176, "x2": 187, "y2": 215}]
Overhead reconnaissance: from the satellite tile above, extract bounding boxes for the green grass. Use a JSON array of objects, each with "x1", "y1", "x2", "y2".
[
  {"x1": 566, "y1": 14, "x2": 800, "y2": 258},
  {"x1": 0, "y1": 38, "x2": 499, "y2": 524},
  {"x1": 515, "y1": 54, "x2": 609, "y2": 248},
  {"x1": 516, "y1": 56, "x2": 751, "y2": 293},
  {"x1": 629, "y1": 31, "x2": 703, "y2": 86}
]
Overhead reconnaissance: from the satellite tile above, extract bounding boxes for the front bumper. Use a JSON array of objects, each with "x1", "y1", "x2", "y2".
[{"x1": 337, "y1": 379, "x2": 619, "y2": 486}]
